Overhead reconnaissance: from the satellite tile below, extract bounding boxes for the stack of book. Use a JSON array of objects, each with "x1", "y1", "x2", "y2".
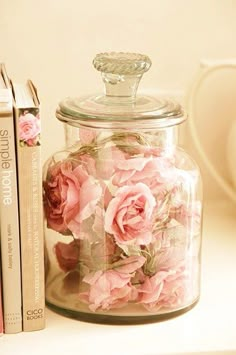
[{"x1": 0, "y1": 64, "x2": 45, "y2": 334}]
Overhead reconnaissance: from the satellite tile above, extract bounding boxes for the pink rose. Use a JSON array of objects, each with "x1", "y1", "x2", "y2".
[
  {"x1": 80, "y1": 255, "x2": 145, "y2": 311},
  {"x1": 77, "y1": 147, "x2": 126, "y2": 180},
  {"x1": 105, "y1": 183, "x2": 156, "y2": 245},
  {"x1": 55, "y1": 240, "x2": 80, "y2": 272},
  {"x1": 25, "y1": 138, "x2": 37, "y2": 146},
  {"x1": 132, "y1": 146, "x2": 166, "y2": 158},
  {"x1": 170, "y1": 201, "x2": 202, "y2": 235},
  {"x1": 142, "y1": 229, "x2": 187, "y2": 275},
  {"x1": 112, "y1": 255, "x2": 146, "y2": 274},
  {"x1": 79, "y1": 128, "x2": 97, "y2": 144},
  {"x1": 153, "y1": 233, "x2": 186, "y2": 266},
  {"x1": 43, "y1": 160, "x2": 102, "y2": 234},
  {"x1": 80, "y1": 270, "x2": 132, "y2": 311},
  {"x1": 137, "y1": 262, "x2": 190, "y2": 311},
  {"x1": 95, "y1": 146, "x2": 127, "y2": 180},
  {"x1": 112, "y1": 157, "x2": 176, "y2": 194},
  {"x1": 143, "y1": 147, "x2": 165, "y2": 157},
  {"x1": 77, "y1": 154, "x2": 97, "y2": 177},
  {"x1": 19, "y1": 113, "x2": 40, "y2": 143}
]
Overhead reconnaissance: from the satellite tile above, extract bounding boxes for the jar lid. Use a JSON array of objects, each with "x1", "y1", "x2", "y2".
[{"x1": 56, "y1": 52, "x2": 185, "y2": 129}]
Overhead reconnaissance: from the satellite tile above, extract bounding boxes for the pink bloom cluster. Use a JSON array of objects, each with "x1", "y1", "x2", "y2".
[{"x1": 43, "y1": 137, "x2": 201, "y2": 314}]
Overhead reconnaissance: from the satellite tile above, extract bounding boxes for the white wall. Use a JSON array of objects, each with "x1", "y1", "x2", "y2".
[{"x1": 0, "y1": 0, "x2": 236, "y2": 200}]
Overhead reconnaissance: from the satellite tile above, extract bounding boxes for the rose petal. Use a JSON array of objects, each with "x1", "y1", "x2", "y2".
[{"x1": 114, "y1": 256, "x2": 146, "y2": 274}]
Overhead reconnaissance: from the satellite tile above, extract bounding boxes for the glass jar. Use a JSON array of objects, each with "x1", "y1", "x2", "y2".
[{"x1": 43, "y1": 52, "x2": 202, "y2": 324}]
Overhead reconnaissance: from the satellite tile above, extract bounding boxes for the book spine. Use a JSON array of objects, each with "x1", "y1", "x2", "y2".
[
  {"x1": 15, "y1": 107, "x2": 45, "y2": 331},
  {"x1": 0, "y1": 270, "x2": 4, "y2": 335},
  {"x1": 0, "y1": 111, "x2": 22, "y2": 333}
]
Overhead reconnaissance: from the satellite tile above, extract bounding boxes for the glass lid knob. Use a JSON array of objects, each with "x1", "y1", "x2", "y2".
[
  {"x1": 93, "y1": 52, "x2": 152, "y2": 75},
  {"x1": 93, "y1": 52, "x2": 152, "y2": 99}
]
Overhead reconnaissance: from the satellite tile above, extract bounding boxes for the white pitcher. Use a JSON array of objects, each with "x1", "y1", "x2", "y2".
[{"x1": 187, "y1": 60, "x2": 236, "y2": 204}]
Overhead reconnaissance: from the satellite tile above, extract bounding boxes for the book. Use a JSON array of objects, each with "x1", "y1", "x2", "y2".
[
  {"x1": 0, "y1": 263, "x2": 4, "y2": 335},
  {"x1": 0, "y1": 64, "x2": 22, "y2": 334},
  {"x1": 12, "y1": 80, "x2": 45, "y2": 331}
]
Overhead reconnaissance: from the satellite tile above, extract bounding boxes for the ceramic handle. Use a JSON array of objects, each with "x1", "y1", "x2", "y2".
[{"x1": 187, "y1": 61, "x2": 236, "y2": 203}]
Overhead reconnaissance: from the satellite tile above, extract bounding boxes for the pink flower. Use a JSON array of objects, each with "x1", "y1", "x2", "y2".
[
  {"x1": 79, "y1": 128, "x2": 97, "y2": 144},
  {"x1": 23, "y1": 137, "x2": 39, "y2": 146},
  {"x1": 170, "y1": 201, "x2": 202, "y2": 235},
  {"x1": 105, "y1": 183, "x2": 156, "y2": 245},
  {"x1": 113, "y1": 255, "x2": 146, "y2": 274},
  {"x1": 55, "y1": 240, "x2": 80, "y2": 272},
  {"x1": 112, "y1": 157, "x2": 176, "y2": 194},
  {"x1": 133, "y1": 146, "x2": 167, "y2": 158},
  {"x1": 137, "y1": 262, "x2": 190, "y2": 311},
  {"x1": 19, "y1": 113, "x2": 40, "y2": 143},
  {"x1": 43, "y1": 160, "x2": 102, "y2": 234},
  {"x1": 95, "y1": 146, "x2": 127, "y2": 180},
  {"x1": 77, "y1": 154, "x2": 97, "y2": 177},
  {"x1": 152, "y1": 235, "x2": 186, "y2": 269},
  {"x1": 74, "y1": 147, "x2": 126, "y2": 180},
  {"x1": 142, "y1": 229, "x2": 187, "y2": 275},
  {"x1": 80, "y1": 270, "x2": 132, "y2": 311},
  {"x1": 80, "y1": 256, "x2": 145, "y2": 311}
]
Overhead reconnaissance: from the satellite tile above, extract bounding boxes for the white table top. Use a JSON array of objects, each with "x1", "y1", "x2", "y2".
[{"x1": 1, "y1": 201, "x2": 236, "y2": 355}]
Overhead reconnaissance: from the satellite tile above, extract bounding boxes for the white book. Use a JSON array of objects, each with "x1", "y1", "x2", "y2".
[
  {"x1": 12, "y1": 79, "x2": 45, "y2": 332},
  {"x1": 0, "y1": 63, "x2": 22, "y2": 334}
]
